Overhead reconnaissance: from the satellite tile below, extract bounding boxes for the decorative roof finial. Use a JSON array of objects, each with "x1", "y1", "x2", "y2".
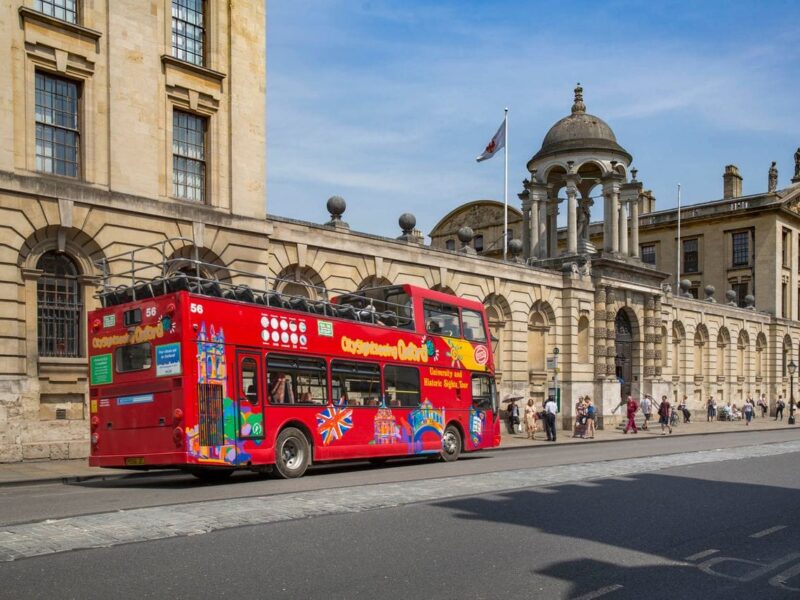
[{"x1": 571, "y1": 82, "x2": 585, "y2": 114}]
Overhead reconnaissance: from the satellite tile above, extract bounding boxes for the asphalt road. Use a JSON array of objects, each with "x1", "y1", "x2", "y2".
[{"x1": 2, "y1": 431, "x2": 800, "y2": 599}]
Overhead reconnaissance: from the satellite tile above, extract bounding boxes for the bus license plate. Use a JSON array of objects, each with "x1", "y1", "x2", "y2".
[{"x1": 125, "y1": 457, "x2": 145, "y2": 466}]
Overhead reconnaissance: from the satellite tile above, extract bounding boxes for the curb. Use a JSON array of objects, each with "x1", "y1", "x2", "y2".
[{"x1": 0, "y1": 468, "x2": 185, "y2": 489}]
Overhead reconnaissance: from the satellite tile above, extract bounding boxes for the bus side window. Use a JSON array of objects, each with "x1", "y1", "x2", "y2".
[
  {"x1": 384, "y1": 365, "x2": 420, "y2": 407},
  {"x1": 241, "y1": 357, "x2": 258, "y2": 403},
  {"x1": 471, "y1": 374, "x2": 495, "y2": 411},
  {"x1": 267, "y1": 354, "x2": 327, "y2": 405},
  {"x1": 331, "y1": 360, "x2": 381, "y2": 407},
  {"x1": 462, "y1": 309, "x2": 488, "y2": 343},
  {"x1": 423, "y1": 300, "x2": 461, "y2": 337}
]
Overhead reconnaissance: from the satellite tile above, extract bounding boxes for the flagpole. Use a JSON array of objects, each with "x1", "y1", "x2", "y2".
[
  {"x1": 503, "y1": 107, "x2": 509, "y2": 261},
  {"x1": 676, "y1": 183, "x2": 681, "y2": 291}
]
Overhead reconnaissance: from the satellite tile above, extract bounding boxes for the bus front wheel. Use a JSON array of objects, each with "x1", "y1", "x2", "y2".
[
  {"x1": 274, "y1": 427, "x2": 310, "y2": 478},
  {"x1": 440, "y1": 425, "x2": 462, "y2": 462}
]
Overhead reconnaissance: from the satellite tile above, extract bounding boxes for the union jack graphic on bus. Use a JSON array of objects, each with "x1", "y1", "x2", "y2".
[{"x1": 315, "y1": 406, "x2": 354, "y2": 445}]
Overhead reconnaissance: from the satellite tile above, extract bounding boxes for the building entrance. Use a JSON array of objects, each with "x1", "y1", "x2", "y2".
[{"x1": 615, "y1": 310, "x2": 633, "y2": 401}]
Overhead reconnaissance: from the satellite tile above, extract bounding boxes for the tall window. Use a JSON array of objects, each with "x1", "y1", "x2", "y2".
[
  {"x1": 173, "y1": 110, "x2": 206, "y2": 202},
  {"x1": 35, "y1": 72, "x2": 80, "y2": 178},
  {"x1": 35, "y1": 0, "x2": 77, "y2": 24},
  {"x1": 640, "y1": 244, "x2": 656, "y2": 265},
  {"x1": 683, "y1": 238, "x2": 698, "y2": 273},
  {"x1": 445, "y1": 239, "x2": 455, "y2": 251},
  {"x1": 782, "y1": 229, "x2": 792, "y2": 268},
  {"x1": 172, "y1": 0, "x2": 205, "y2": 66},
  {"x1": 37, "y1": 251, "x2": 82, "y2": 357},
  {"x1": 731, "y1": 232, "x2": 749, "y2": 267},
  {"x1": 782, "y1": 282, "x2": 789, "y2": 318},
  {"x1": 474, "y1": 234, "x2": 484, "y2": 253}
]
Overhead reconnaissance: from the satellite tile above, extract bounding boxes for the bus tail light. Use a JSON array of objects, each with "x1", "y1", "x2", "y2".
[
  {"x1": 90, "y1": 415, "x2": 100, "y2": 429},
  {"x1": 91, "y1": 432, "x2": 100, "y2": 445},
  {"x1": 172, "y1": 427, "x2": 183, "y2": 446},
  {"x1": 92, "y1": 318, "x2": 102, "y2": 331},
  {"x1": 173, "y1": 408, "x2": 183, "y2": 422}
]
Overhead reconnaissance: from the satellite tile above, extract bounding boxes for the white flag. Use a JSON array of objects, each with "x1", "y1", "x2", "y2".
[{"x1": 476, "y1": 119, "x2": 506, "y2": 162}]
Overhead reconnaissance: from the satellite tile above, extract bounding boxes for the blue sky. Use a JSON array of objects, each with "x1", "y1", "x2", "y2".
[{"x1": 266, "y1": 0, "x2": 800, "y2": 239}]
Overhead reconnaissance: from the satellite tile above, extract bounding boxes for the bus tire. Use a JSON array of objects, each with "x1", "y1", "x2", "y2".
[
  {"x1": 274, "y1": 427, "x2": 310, "y2": 478},
  {"x1": 440, "y1": 425, "x2": 462, "y2": 462}
]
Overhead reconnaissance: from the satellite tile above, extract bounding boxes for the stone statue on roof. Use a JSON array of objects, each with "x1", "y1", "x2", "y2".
[
  {"x1": 768, "y1": 161, "x2": 778, "y2": 192},
  {"x1": 795, "y1": 147, "x2": 800, "y2": 180}
]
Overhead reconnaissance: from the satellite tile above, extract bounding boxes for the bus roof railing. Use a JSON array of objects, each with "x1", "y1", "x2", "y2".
[{"x1": 93, "y1": 238, "x2": 415, "y2": 328}]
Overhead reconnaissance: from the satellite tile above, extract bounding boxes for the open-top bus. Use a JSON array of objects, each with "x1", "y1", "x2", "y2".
[{"x1": 88, "y1": 240, "x2": 500, "y2": 479}]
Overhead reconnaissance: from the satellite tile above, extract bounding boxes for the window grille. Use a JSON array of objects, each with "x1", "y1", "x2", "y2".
[
  {"x1": 640, "y1": 244, "x2": 656, "y2": 265},
  {"x1": 172, "y1": 0, "x2": 205, "y2": 66},
  {"x1": 35, "y1": 0, "x2": 77, "y2": 24},
  {"x1": 37, "y1": 251, "x2": 82, "y2": 357},
  {"x1": 173, "y1": 110, "x2": 206, "y2": 202},
  {"x1": 35, "y1": 72, "x2": 80, "y2": 178},
  {"x1": 683, "y1": 239, "x2": 699, "y2": 273},
  {"x1": 198, "y1": 383, "x2": 224, "y2": 446}
]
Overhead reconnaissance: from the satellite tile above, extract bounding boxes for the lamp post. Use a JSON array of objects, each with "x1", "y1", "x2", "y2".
[{"x1": 789, "y1": 360, "x2": 797, "y2": 425}]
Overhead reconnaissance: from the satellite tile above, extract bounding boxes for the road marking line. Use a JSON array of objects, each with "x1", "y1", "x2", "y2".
[
  {"x1": 685, "y1": 549, "x2": 719, "y2": 561},
  {"x1": 571, "y1": 584, "x2": 623, "y2": 600},
  {"x1": 750, "y1": 525, "x2": 787, "y2": 538}
]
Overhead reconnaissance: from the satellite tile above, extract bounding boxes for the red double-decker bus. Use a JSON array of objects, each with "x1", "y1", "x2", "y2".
[{"x1": 88, "y1": 241, "x2": 500, "y2": 479}]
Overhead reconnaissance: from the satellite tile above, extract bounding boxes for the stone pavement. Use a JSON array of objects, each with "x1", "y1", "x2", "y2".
[{"x1": 0, "y1": 412, "x2": 795, "y2": 487}]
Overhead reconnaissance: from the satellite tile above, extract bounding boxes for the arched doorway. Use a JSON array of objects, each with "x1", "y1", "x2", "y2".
[{"x1": 615, "y1": 310, "x2": 633, "y2": 401}]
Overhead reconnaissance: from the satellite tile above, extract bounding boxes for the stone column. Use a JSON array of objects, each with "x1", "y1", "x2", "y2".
[
  {"x1": 630, "y1": 197, "x2": 640, "y2": 258},
  {"x1": 605, "y1": 287, "x2": 617, "y2": 377},
  {"x1": 610, "y1": 186, "x2": 620, "y2": 254},
  {"x1": 602, "y1": 176, "x2": 622, "y2": 254},
  {"x1": 653, "y1": 294, "x2": 662, "y2": 377},
  {"x1": 566, "y1": 181, "x2": 578, "y2": 255},
  {"x1": 644, "y1": 295, "x2": 656, "y2": 379},
  {"x1": 618, "y1": 200, "x2": 628, "y2": 256},
  {"x1": 538, "y1": 196, "x2": 548, "y2": 259},
  {"x1": 548, "y1": 198, "x2": 558, "y2": 258},
  {"x1": 529, "y1": 205, "x2": 539, "y2": 259},
  {"x1": 594, "y1": 287, "x2": 608, "y2": 379}
]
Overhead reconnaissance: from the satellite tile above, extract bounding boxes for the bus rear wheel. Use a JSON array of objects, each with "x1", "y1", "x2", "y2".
[
  {"x1": 274, "y1": 427, "x2": 310, "y2": 478},
  {"x1": 440, "y1": 425, "x2": 462, "y2": 462}
]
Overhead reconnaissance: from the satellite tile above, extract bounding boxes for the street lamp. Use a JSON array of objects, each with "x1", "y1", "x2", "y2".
[{"x1": 789, "y1": 360, "x2": 797, "y2": 425}]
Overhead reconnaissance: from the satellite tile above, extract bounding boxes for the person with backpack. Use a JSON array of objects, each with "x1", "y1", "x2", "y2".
[
  {"x1": 623, "y1": 395, "x2": 639, "y2": 434},
  {"x1": 658, "y1": 395, "x2": 673, "y2": 435},
  {"x1": 775, "y1": 395, "x2": 786, "y2": 421},
  {"x1": 743, "y1": 400, "x2": 754, "y2": 426},
  {"x1": 585, "y1": 398, "x2": 596, "y2": 439}
]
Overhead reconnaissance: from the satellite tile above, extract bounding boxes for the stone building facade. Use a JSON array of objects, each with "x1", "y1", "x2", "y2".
[{"x1": 1, "y1": 2, "x2": 798, "y2": 463}]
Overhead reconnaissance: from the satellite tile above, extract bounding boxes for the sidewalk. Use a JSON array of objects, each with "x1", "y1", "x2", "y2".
[
  {"x1": 499, "y1": 412, "x2": 797, "y2": 449},
  {"x1": 0, "y1": 414, "x2": 796, "y2": 486}
]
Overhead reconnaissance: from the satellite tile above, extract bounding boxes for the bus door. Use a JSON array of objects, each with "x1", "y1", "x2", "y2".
[{"x1": 236, "y1": 352, "x2": 264, "y2": 439}]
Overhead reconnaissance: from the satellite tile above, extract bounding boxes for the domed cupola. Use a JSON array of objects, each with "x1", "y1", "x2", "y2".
[{"x1": 527, "y1": 84, "x2": 631, "y2": 169}]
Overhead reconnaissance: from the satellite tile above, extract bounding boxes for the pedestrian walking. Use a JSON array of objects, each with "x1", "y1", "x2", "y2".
[
  {"x1": 706, "y1": 397, "x2": 715, "y2": 422},
  {"x1": 775, "y1": 396, "x2": 785, "y2": 421},
  {"x1": 506, "y1": 399, "x2": 520, "y2": 433},
  {"x1": 524, "y1": 398, "x2": 538, "y2": 439},
  {"x1": 658, "y1": 395, "x2": 673, "y2": 435},
  {"x1": 679, "y1": 395, "x2": 691, "y2": 423},
  {"x1": 544, "y1": 395, "x2": 558, "y2": 442},
  {"x1": 641, "y1": 394, "x2": 653, "y2": 430},
  {"x1": 573, "y1": 397, "x2": 587, "y2": 438},
  {"x1": 623, "y1": 395, "x2": 639, "y2": 434},
  {"x1": 743, "y1": 400, "x2": 753, "y2": 426},
  {"x1": 585, "y1": 398, "x2": 596, "y2": 439}
]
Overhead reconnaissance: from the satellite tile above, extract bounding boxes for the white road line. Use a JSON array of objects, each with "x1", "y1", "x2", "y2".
[
  {"x1": 750, "y1": 525, "x2": 787, "y2": 538},
  {"x1": 571, "y1": 584, "x2": 624, "y2": 600},
  {"x1": 685, "y1": 549, "x2": 719, "y2": 561}
]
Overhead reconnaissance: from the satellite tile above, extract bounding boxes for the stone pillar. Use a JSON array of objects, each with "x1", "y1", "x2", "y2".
[
  {"x1": 630, "y1": 197, "x2": 640, "y2": 258},
  {"x1": 529, "y1": 205, "x2": 539, "y2": 259},
  {"x1": 566, "y1": 182, "x2": 578, "y2": 255},
  {"x1": 610, "y1": 187, "x2": 620, "y2": 254},
  {"x1": 605, "y1": 287, "x2": 617, "y2": 377},
  {"x1": 618, "y1": 200, "x2": 628, "y2": 256},
  {"x1": 548, "y1": 199, "x2": 558, "y2": 258},
  {"x1": 538, "y1": 197, "x2": 548, "y2": 259},
  {"x1": 594, "y1": 287, "x2": 608, "y2": 379},
  {"x1": 653, "y1": 295, "x2": 663, "y2": 377},
  {"x1": 602, "y1": 176, "x2": 623, "y2": 254},
  {"x1": 644, "y1": 295, "x2": 656, "y2": 379}
]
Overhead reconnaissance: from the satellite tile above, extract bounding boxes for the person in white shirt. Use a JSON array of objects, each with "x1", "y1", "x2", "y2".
[
  {"x1": 544, "y1": 396, "x2": 558, "y2": 442},
  {"x1": 641, "y1": 395, "x2": 653, "y2": 430}
]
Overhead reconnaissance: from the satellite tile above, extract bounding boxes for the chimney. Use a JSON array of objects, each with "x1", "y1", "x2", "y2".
[{"x1": 723, "y1": 165, "x2": 742, "y2": 199}]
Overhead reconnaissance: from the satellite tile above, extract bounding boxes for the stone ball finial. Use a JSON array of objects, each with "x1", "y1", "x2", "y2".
[
  {"x1": 680, "y1": 279, "x2": 692, "y2": 298},
  {"x1": 704, "y1": 284, "x2": 716, "y2": 302},
  {"x1": 508, "y1": 238, "x2": 522, "y2": 256},
  {"x1": 327, "y1": 195, "x2": 346, "y2": 218},
  {"x1": 745, "y1": 294, "x2": 755, "y2": 309},
  {"x1": 398, "y1": 213, "x2": 416, "y2": 234},
  {"x1": 726, "y1": 289, "x2": 737, "y2": 306},
  {"x1": 457, "y1": 226, "x2": 474, "y2": 244},
  {"x1": 631, "y1": 167, "x2": 638, "y2": 181}
]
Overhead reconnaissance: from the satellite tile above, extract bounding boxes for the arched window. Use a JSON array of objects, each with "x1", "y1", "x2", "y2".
[
  {"x1": 528, "y1": 312, "x2": 548, "y2": 371},
  {"x1": 693, "y1": 326, "x2": 708, "y2": 379},
  {"x1": 755, "y1": 333, "x2": 767, "y2": 379},
  {"x1": 37, "y1": 251, "x2": 82, "y2": 357}
]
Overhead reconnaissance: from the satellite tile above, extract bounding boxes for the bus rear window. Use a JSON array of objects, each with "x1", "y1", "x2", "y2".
[
  {"x1": 462, "y1": 309, "x2": 487, "y2": 342},
  {"x1": 424, "y1": 301, "x2": 461, "y2": 337},
  {"x1": 115, "y1": 343, "x2": 152, "y2": 373}
]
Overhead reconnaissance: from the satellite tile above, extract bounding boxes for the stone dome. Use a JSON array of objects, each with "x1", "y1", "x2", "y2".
[{"x1": 529, "y1": 84, "x2": 631, "y2": 165}]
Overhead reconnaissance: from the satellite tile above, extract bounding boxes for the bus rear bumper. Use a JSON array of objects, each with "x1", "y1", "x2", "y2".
[{"x1": 89, "y1": 451, "x2": 188, "y2": 468}]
